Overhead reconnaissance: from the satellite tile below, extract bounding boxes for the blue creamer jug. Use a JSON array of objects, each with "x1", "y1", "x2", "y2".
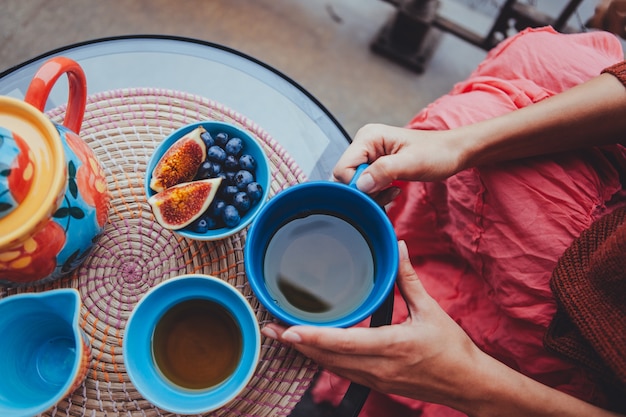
[{"x1": 0, "y1": 289, "x2": 91, "y2": 417}]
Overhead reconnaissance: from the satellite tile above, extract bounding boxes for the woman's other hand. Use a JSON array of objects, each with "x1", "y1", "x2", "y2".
[{"x1": 332, "y1": 124, "x2": 464, "y2": 197}]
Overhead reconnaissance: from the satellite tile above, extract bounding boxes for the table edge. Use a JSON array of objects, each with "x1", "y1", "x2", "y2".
[{"x1": 0, "y1": 34, "x2": 352, "y2": 145}]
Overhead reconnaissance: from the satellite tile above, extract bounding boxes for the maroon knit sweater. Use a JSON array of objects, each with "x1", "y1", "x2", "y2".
[{"x1": 544, "y1": 61, "x2": 626, "y2": 413}]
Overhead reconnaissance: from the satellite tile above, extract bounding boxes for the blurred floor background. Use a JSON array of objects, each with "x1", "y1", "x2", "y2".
[{"x1": 0, "y1": 0, "x2": 606, "y2": 138}]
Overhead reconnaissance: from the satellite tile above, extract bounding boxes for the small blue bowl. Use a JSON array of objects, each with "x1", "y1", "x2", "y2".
[
  {"x1": 123, "y1": 275, "x2": 261, "y2": 415},
  {"x1": 145, "y1": 121, "x2": 271, "y2": 241}
]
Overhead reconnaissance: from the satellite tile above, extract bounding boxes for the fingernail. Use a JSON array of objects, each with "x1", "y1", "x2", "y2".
[
  {"x1": 398, "y1": 240, "x2": 409, "y2": 261},
  {"x1": 261, "y1": 327, "x2": 279, "y2": 340},
  {"x1": 281, "y1": 330, "x2": 302, "y2": 343},
  {"x1": 356, "y1": 173, "x2": 375, "y2": 193}
]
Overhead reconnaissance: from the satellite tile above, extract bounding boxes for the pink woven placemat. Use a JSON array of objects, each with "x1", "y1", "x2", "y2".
[{"x1": 0, "y1": 88, "x2": 317, "y2": 417}]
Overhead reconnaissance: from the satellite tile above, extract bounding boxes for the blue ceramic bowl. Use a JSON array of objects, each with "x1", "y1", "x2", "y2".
[
  {"x1": 145, "y1": 121, "x2": 271, "y2": 241},
  {"x1": 123, "y1": 275, "x2": 260, "y2": 415}
]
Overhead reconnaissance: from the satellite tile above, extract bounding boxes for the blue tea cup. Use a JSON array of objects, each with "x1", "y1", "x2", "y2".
[
  {"x1": 245, "y1": 164, "x2": 398, "y2": 328},
  {"x1": 123, "y1": 274, "x2": 260, "y2": 415}
]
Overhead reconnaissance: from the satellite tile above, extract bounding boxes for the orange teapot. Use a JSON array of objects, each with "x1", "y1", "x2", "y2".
[{"x1": 0, "y1": 57, "x2": 110, "y2": 285}]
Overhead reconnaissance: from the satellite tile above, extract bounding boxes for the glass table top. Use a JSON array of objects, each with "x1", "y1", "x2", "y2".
[{"x1": 0, "y1": 35, "x2": 350, "y2": 180}]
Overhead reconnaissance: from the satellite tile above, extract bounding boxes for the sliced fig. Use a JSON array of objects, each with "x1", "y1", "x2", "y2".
[
  {"x1": 150, "y1": 127, "x2": 207, "y2": 192},
  {"x1": 148, "y1": 178, "x2": 222, "y2": 230}
]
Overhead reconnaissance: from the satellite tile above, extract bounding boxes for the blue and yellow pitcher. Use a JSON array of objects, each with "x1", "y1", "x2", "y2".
[{"x1": 0, "y1": 57, "x2": 110, "y2": 285}]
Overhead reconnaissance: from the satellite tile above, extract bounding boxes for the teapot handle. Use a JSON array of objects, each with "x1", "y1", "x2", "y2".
[{"x1": 24, "y1": 57, "x2": 87, "y2": 134}]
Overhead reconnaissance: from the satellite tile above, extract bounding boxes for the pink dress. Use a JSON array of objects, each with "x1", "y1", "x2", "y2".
[{"x1": 311, "y1": 27, "x2": 626, "y2": 416}]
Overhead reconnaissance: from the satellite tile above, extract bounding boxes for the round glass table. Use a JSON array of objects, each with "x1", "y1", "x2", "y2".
[
  {"x1": 0, "y1": 35, "x2": 350, "y2": 180},
  {"x1": 0, "y1": 36, "x2": 361, "y2": 417}
]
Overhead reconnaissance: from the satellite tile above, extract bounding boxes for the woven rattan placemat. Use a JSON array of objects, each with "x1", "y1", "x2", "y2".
[{"x1": 0, "y1": 88, "x2": 317, "y2": 417}]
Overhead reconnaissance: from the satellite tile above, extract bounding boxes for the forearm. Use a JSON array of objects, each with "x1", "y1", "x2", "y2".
[
  {"x1": 450, "y1": 349, "x2": 623, "y2": 417},
  {"x1": 457, "y1": 73, "x2": 626, "y2": 170}
]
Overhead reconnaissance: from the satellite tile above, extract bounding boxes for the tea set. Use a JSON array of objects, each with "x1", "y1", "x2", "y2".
[{"x1": 0, "y1": 57, "x2": 398, "y2": 416}]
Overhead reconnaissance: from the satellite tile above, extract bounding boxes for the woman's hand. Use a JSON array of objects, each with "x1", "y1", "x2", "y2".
[
  {"x1": 261, "y1": 241, "x2": 483, "y2": 408},
  {"x1": 332, "y1": 124, "x2": 464, "y2": 197},
  {"x1": 335, "y1": 71, "x2": 626, "y2": 203}
]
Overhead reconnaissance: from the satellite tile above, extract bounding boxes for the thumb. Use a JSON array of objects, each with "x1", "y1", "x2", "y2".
[
  {"x1": 396, "y1": 240, "x2": 430, "y2": 317},
  {"x1": 354, "y1": 155, "x2": 398, "y2": 194}
]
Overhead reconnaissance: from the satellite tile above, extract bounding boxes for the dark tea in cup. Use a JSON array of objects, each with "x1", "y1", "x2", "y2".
[
  {"x1": 245, "y1": 164, "x2": 398, "y2": 328},
  {"x1": 263, "y1": 212, "x2": 374, "y2": 322},
  {"x1": 152, "y1": 298, "x2": 242, "y2": 390},
  {"x1": 124, "y1": 275, "x2": 260, "y2": 415}
]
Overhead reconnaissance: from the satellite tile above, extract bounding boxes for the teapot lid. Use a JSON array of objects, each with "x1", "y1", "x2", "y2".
[{"x1": 0, "y1": 96, "x2": 66, "y2": 250}]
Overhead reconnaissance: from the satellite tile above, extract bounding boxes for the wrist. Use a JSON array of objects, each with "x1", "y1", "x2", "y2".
[
  {"x1": 446, "y1": 349, "x2": 619, "y2": 417},
  {"x1": 450, "y1": 121, "x2": 503, "y2": 172},
  {"x1": 440, "y1": 347, "x2": 502, "y2": 416},
  {"x1": 454, "y1": 111, "x2": 541, "y2": 170}
]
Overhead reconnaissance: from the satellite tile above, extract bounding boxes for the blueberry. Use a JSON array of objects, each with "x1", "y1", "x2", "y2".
[
  {"x1": 200, "y1": 131, "x2": 215, "y2": 148},
  {"x1": 234, "y1": 169, "x2": 255, "y2": 190},
  {"x1": 225, "y1": 137, "x2": 244, "y2": 156},
  {"x1": 246, "y1": 181, "x2": 264, "y2": 203},
  {"x1": 215, "y1": 132, "x2": 229, "y2": 147},
  {"x1": 196, "y1": 160, "x2": 222, "y2": 179},
  {"x1": 189, "y1": 216, "x2": 209, "y2": 233},
  {"x1": 209, "y1": 199, "x2": 227, "y2": 218},
  {"x1": 222, "y1": 205, "x2": 241, "y2": 228},
  {"x1": 221, "y1": 171, "x2": 236, "y2": 185},
  {"x1": 239, "y1": 154, "x2": 257, "y2": 171},
  {"x1": 207, "y1": 145, "x2": 227, "y2": 163},
  {"x1": 206, "y1": 161, "x2": 222, "y2": 177},
  {"x1": 189, "y1": 215, "x2": 217, "y2": 233},
  {"x1": 195, "y1": 161, "x2": 213, "y2": 179},
  {"x1": 233, "y1": 191, "x2": 251, "y2": 213},
  {"x1": 224, "y1": 154, "x2": 239, "y2": 171},
  {"x1": 205, "y1": 216, "x2": 219, "y2": 229},
  {"x1": 221, "y1": 185, "x2": 239, "y2": 202},
  {"x1": 217, "y1": 171, "x2": 229, "y2": 184}
]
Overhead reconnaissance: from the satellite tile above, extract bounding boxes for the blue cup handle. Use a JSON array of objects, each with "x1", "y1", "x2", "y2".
[{"x1": 347, "y1": 163, "x2": 369, "y2": 189}]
